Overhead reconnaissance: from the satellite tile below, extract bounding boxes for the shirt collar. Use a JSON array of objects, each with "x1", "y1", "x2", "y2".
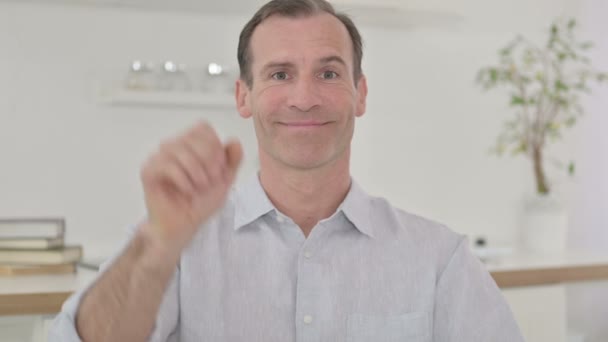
[
  {"x1": 233, "y1": 174, "x2": 275, "y2": 230},
  {"x1": 233, "y1": 174, "x2": 374, "y2": 238},
  {"x1": 338, "y1": 180, "x2": 374, "y2": 238}
]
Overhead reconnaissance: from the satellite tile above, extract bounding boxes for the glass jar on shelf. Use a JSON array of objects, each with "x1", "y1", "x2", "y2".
[
  {"x1": 124, "y1": 60, "x2": 156, "y2": 91},
  {"x1": 157, "y1": 61, "x2": 192, "y2": 92},
  {"x1": 203, "y1": 62, "x2": 235, "y2": 94}
]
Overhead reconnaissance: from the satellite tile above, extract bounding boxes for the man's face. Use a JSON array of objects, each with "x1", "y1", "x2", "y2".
[{"x1": 236, "y1": 13, "x2": 367, "y2": 171}]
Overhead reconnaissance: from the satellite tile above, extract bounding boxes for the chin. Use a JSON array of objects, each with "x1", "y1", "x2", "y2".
[
  {"x1": 279, "y1": 150, "x2": 337, "y2": 170},
  {"x1": 286, "y1": 159, "x2": 328, "y2": 170}
]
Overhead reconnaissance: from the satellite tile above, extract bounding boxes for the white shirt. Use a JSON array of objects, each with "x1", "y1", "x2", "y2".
[{"x1": 49, "y1": 175, "x2": 524, "y2": 341}]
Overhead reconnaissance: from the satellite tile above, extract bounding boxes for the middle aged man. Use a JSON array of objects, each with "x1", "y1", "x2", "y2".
[{"x1": 49, "y1": 0, "x2": 524, "y2": 341}]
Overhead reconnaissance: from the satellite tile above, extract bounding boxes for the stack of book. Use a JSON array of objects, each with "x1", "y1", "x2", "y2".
[{"x1": 0, "y1": 218, "x2": 83, "y2": 276}]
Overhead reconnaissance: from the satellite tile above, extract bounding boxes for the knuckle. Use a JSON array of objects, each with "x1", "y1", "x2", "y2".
[
  {"x1": 192, "y1": 121, "x2": 211, "y2": 135},
  {"x1": 159, "y1": 140, "x2": 175, "y2": 153}
]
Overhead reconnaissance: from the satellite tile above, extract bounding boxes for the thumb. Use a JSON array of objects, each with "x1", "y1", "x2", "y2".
[{"x1": 224, "y1": 139, "x2": 243, "y2": 182}]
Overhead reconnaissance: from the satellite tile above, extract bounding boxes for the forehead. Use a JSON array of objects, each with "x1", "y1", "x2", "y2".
[{"x1": 249, "y1": 13, "x2": 354, "y2": 66}]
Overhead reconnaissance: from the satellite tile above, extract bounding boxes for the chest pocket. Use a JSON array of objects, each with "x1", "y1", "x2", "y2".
[{"x1": 346, "y1": 311, "x2": 430, "y2": 342}]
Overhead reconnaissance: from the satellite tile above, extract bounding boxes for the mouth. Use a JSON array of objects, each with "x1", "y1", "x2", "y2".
[{"x1": 278, "y1": 121, "x2": 332, "y2": 128}]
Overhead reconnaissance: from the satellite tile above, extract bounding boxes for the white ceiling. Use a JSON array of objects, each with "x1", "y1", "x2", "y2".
[
  {"x1": 4, "y1": 0, "x2": 455, "y2": 13},
  {"x1": 1, "y1": 0, "x2": 466, "y2": 29},
  {"x1": 0, "y1": 0, "x2": 583, "y2": 30}
]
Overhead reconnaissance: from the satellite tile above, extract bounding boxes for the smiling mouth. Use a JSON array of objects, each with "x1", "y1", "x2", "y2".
[{"x1": 278, "y1": 121, "x2": 332, "y2": 127}]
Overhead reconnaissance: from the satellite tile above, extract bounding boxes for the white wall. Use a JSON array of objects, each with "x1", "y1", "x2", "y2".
[
  {"x1": 569, "y1": 0, "x2": 608, "y2": 253},
  {"x1": 0, "y1": 3, "x2": 257, "y2": 259},
  {"x1": 0, "y1": 0, "x2": 586, "y2": 260},
  {"x1": 566, "y1": 0, "x2": 608, "y2": 340}
]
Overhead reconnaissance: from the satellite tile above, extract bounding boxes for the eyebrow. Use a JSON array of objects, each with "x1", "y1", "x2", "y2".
[
  {"x1": 259, "y1": 55, "x2": 348, "y2": 75},
  {"x1": 260, "y1": 62, "x2": 294, "y2": 75},
  {"x1": 319, "y1": 55, "x2": 347, "y2": 67}
]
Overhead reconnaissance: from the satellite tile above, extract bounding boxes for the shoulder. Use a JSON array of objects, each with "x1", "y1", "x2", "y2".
[
  {"x1": 370, "y1": 196, "x2": 460, "y2": 240},
  {"x1": 367, "y1": 195, "x2": 466, "y2": 268}
]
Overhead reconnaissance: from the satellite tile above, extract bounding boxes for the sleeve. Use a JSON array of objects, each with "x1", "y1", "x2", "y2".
[
  {"x1": 432, "y1": 237, "x2": 525, "y2": 342},
  {"x1": 47, "y1": 224, "x2": 181, "y2": 342}
]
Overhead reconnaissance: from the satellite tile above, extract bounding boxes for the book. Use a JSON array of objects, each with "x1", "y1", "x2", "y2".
[
  {"x1": 0, "y1": 263, "x2": 76, "y2": 276},
  {"x1": 0, "y1": 236, "x2": 64, "y2": 250},
  {"x1": 0, "y1": 245, "x2": 82, "y2": 265},
  {"x1": 0, "y1": 217, "x2": 65, "y2": 239}
]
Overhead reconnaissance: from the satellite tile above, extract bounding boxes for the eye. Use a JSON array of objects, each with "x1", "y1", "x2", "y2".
[
  {"x1": 271, "y1": 71, "x2": 289, "y2": 80},
  {"x1": 321, "y1": 71, "x2": 339, "y2": 80}
]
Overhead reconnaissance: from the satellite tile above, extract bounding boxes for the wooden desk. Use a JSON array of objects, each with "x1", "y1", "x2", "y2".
[
  {"x1": 1, "y1": 251, "x2": 608, "y2": 316},
  {"x1": 0, "y1": 268, "x2": 97, "y2": 316},
  {"x1": 486, "y1": 250, "x2": 608, "y2": 288}
]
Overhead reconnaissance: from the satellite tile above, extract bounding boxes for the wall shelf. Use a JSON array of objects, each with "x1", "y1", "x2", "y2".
[{"x1": 100, "y1": 89, "x2": 236, "y2": 110}]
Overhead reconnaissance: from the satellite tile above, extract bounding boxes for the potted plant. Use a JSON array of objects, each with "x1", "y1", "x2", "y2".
[{"x1": 476, "y1": 18, "x2": 606, "y2": 252}]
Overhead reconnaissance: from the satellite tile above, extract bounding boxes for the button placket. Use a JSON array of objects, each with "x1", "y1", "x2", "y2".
[{"x1": 295, "y1": 238, "x2": 322, "y2": 342}]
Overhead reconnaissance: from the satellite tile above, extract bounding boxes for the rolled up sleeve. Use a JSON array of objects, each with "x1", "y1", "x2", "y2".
[
  {"x1": 48, "y1": 282, "x2": 93, "y2": 342},
  {"x1": 47, "y1": 223, "x2": 180, "y2": 342}
]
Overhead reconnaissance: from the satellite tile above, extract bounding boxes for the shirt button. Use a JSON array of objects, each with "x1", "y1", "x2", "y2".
[
  {"x1": 303, "y1": 315, "x2": 313, "y2": 324},
  {"x1": 304, "y1": 251, "x2": 312, "y2": 259},
  {"x1": 276, "y1": 215, "x2": 285, "y2": 223}
]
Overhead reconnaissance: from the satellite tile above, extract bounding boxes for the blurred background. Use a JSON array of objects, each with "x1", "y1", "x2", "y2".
[{"x1": 0, "y1": 0, "x2": 606, "y2": 341}]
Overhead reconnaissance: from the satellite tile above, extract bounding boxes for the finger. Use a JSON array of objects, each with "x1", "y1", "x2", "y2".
[
  {"x1": 224, "y1": 139, "x2": 243, "y2": 183},
  {"x1": 167, "y1": 141, "x2": 210, "y2": 191},
  {"x1": 175, "y1": 147, "x2": 210, "y2": 190},
  {"x1": 143, "y1": 153, "x2": 194, "y2": 197},
  {"x1": 185, "y1": 124, "x2": 226, "y2": 184}
]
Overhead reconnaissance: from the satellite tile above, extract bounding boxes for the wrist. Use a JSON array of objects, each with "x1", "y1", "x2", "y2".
[{"x1": 137, "y1": 221, "x2": 183, "y2": 268}]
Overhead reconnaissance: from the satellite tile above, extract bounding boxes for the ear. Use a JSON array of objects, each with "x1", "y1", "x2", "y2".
[
  {"x1": 235, "y1": 79, "x2": 252, "y2": 118},
  {"x1": 355, "y1": 74, "x2": 368, "y2": 118}
]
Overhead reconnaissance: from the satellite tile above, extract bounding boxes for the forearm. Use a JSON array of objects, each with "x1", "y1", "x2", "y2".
[{"x1": 76, "y1": 223, "x2": 181, "y2": 342}]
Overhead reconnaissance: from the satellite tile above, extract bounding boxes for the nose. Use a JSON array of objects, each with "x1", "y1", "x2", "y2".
[{"x1": 287, "y1": 77, "x2": 321, "y2": 112}]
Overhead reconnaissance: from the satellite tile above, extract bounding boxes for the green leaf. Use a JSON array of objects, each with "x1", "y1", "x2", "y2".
[
  {"x1": 555, "y1": 80, "x2": 569, "y2": 91},
  {"x1": 511, "y1": 141, "x2": 528, "y2": 155},
  {"x1": 564, "y1": 117, "x2": 577, "y2": 127},
  {"x1": 556, "y1": 96, "x2": 570, "y2": 108},
  {"x1": 567, "y1": 19, "x2": 577, "y2": 30},
  {"x1": 489, "y1": 68, "x2": 499, "y2": 82},
  {"x1": 568, "y1": 162, "x2": 575, "y2": 176},
  {"x1": 547, "y1": 121, "x2": 561, "y2": 130},
  {"x1": 500, "y1": 47, "x2": 512, "y2": 57},
  {"x1": 511, "y1": 95, "x2": 526, "y2": 106},
  {"x1": 546, "y1": 121, "x2": 563, "y2": 141},
  {"x1": 580, "y1": 41, "x2": 594, "y2": 50},
  {"x1": 535, "y1": 72, "x2": 545, "y2": 82}
]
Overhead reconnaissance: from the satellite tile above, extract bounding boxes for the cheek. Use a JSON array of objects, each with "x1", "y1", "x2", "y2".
[
  {"x1": 257, "y1": 85, "x2": 287, "y2": 104},
  {"x1": 325, "y1": 95, "x2": 357, "y2": 119},
  {"x1": 253, "y1": 89, "x2": 286, "y2": 119},
  {"x1": 323, "y1": 84, "x2": 357, "y2": 105}
]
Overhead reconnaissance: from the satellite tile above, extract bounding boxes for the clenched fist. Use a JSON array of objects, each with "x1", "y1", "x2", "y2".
[{"x1": 140, "y1": 122, "x2": 243, "y2": 252}]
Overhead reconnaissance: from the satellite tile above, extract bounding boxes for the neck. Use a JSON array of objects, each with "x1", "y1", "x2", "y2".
[{"x1": 259, "y1": 151, "x2": 352, "y2": 237}]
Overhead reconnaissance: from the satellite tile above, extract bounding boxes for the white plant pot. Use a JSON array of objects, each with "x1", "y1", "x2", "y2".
[{"x1": 521, "y1": 193, "x2": 569, "y2": 253}]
